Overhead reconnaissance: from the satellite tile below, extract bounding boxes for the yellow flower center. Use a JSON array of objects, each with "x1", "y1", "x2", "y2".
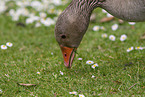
[
  {"x1": 50, "y1": 9, "x2": 55, "y2": 13},
  {"x1": 103, "y1": 35, "x2": 106, "y2": 37},
  {"x1": 137, "y1": 47, "x2": 140, "y2": 49},
  {"x1": 111, "y1": 37, "x2": 114, "y2": 39},
  {"x1": 37, "y1": 72, "x2": 40, "y2": 74},
  {"x1": 129, "y1": 48, "x2": 132, "y2": 50},
  {"x1": 3, "y1": 45, "x2": 6, "y2": 47}
]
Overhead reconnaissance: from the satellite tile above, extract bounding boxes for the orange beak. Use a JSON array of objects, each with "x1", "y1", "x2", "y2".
[{"x1": 60, "y1": 45, "x2": 77, "y2": 68}]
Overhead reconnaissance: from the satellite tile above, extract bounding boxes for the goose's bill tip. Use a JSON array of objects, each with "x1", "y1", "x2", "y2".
[{"x1": 60, "y1": 45, "x2": 77, "y2": 68}]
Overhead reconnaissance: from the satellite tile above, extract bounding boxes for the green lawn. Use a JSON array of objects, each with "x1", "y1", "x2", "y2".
[{"x1": 0, "y1": 6, "x2": 145, "y2": 97}]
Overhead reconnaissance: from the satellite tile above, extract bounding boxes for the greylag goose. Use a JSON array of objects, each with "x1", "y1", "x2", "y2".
[{"x1": 55, "y1": 0, "x2": 145, "y2": 68}]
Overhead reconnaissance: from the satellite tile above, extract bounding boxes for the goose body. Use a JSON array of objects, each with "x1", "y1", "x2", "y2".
[
  {"x1": 55, "y1": 0, "x2": 145, "y2": 68},
  {"x1": 100, "y1": 0, "x2": 145, "y2": 22}
]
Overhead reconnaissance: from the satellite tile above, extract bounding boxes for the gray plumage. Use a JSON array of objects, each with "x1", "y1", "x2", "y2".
[
  {"x1": 55, "y1": 0, "x2": 145, "y2": 67},
  {"x1": 100, "y1": 0, "x2": 145, "y2": 21},
  {"x1": 55, "y1": 0, "x2": 145, "y2": 48}
]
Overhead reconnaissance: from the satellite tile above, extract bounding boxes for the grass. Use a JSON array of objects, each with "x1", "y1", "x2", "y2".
[{"x1": 0, "y1": 6, "x2": 145, "y2": 97}]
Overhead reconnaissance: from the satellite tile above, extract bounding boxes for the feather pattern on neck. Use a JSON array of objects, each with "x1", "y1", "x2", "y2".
[{"x1": 72, "y1": 0, "x2": 99, "y2": 12}]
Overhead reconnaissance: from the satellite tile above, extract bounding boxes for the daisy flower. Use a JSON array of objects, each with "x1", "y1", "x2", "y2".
[
  {"x1": 0, "y1": 89, "x2": 2, "y2": 94},
  {"x1": 102, "y1": 33, "x2": 108, "y2": 38},
  {"x1": 91, "y1": 75, "x2": 95, "y2": 78},
  {"x1": 39, "y1": 12, "x2": 47, "y2": 18},
  {"x1": 127, "y1": 47, "x2": 134, "y2": 52},
  {"x1": 109, "y1": 35, "x2": 116, "y2": 41},
  {"x1": 5, "y1": 74, "x2": 9, "y2": 77},
  {"x1": 26, "y1": 17, "x2": 35, "y2": 24},
  {"x1": 86, "y1": 60, "x2": 94, "y2": 65},
  {"x1": 91, "y1": 63, "x2": 99, "y2": 69},
  {"x1": 69, "y1": 91, "x2": 77, "y2": 95},
  {"x1": 135, "y1": 47, "x2": 143, "y2": 50},
  {"x1": 51, "y1": 52, "x2": 54, "y2": 55},
  {"x1": 78, "y1": 58, "x2": 83, "y2": 60},
  {"x1": 100, "y1": 26, "x2": 106, "y2": 31},
  {"x1": 6, "y1": 42, "x2": 13, "y2": 47},
  {"x1": 1, "y1": 45, "x2": 7, "y2": 50},
  {"x1": 128, "y1": 22, "x2": 136, "y2": 25},
  {"x1": 60, "y1": 71, "x2": 64, "y2": 75},
  {"x1": 111, "y1": 24, "x2": 118, "y2": 31},
  {"x1": 120, "y1": 34, "x2": 127, "y2": 41},
  {"x1": 79, "y1": 94, "x2": 85, "y2": 97},
  {"x1": 93, "y1": 26, "x2": 100, "y2": 31},
  {"x1": 37, "y1": 72, "x2": 40, "y2": 75},
  {"x1": 35, "y1": 22, "x2": 41, "y2": 27}
]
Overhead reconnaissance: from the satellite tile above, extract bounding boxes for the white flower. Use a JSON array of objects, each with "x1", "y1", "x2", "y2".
[
  {"x1": 6, "y1": 42, "x2": 13, "y2": 47},
  {"x1": 12, "y1": 14, "x2": 20, "y2": 21},
  {"x1": 48, "y1": 8, "x2": 56, "y2": 14},
  {"x1": 22, "y1": 8, "x2": 29, "y2": 16},
  {"x1": 0, "y1": 1, "x2": 7, "y2": 14},
  {"x1": 102, "y1": 33, "x2": 108, "y2": 38},
  {"x1": 0, "y1": 89, "x2": 2, "y2": 94},
  {"x1": 120, "y1": 34, "x2": 127, "y2": 41},
  {"x1": 79, "y1": 94, "x2": 85, "y2": 97},
  {"x1": 78, "y1": 58, "x2": 83, "y2": 60},
  {"x1": 93, "y1": 26, "x2": 100, "y2": 31},
  {"x1": 91, "y1": 75, "x2": 95, "y2": 78},
  {"x1": 32, "y1": 16, "x2": 40, "y2": 21},
  {"x1": 56, "y1": 9, "x2": 63, "y2": 15},
  {"x1": 1, "y1": 0, "x2": 70, "y2": 26},
  {"x1": 1, "y1": 45, "x2": 7, "y2": 50},
  {"x1": 86, "y1": 60, "x2": 94, "y2": 65},
  {"x1": 41, "y1": 18, "x2": 55, "y2": 26},
  {"x1": 14, "y1": 8, "x2": 29, "y2": 17},
  {"x1": 51, "y1": 52, "x2": 54, "y2": 55},
  {"x1": 31, "y1": 1, "x2": 43, "y2": 11},
  {"x1": 35, "y1": 22, "x2": 41, "y2": 27},
  {"x1": 9, "y1": 9, "x2": 15, "y2": 16},
  {"x1": 127, "y1": 47, "x2": 134, "y2": 52},
  {"x1": 100, "y1": 26, "x2": 106, "y2": 31},
  {"x1": 5, "y1": 74, "x2": 9, "y2": 77},
  {"x1": 39, "y1": 12, "x2": 47, "y2": 18},
  {"x1": 135, "y1": 47, "x2": 143, "y2": 50},
  {"x1": 91, "y1": 63, "x2": 99, "y2": 69},
  {"x1": 128, "y1": 22, "x2": 136, "y2": 25},
  {"x1": 52, "y1": 0, "x2": 62, "y2": 5},
  {"x1": 109, "y1": 35, "x2": 116, "y2": 41},
  {"x1": 37, "y1": 72, "x2": 40, "y2": 74},
  {"x1": 26, "y1": 18, "x2": 34, "y2": 24},
  {"x1": 60, "y1": 71, "x2": 63, "y2": 75},
  {"x1": 26, "y1": 16, "x2": 39, "y2": 24},
  {"x1": 16, "y1": 1, "x2": 24, "y2": 7},
  {"x1": 112, "y1": 24, "x2": 118, "y2": 31},
  {"x1": 28, "y1": 13, "x2": 35, "y2": 18},
  {"x1": 69, "y1": 91, "x2": 77, "y2": 95}
]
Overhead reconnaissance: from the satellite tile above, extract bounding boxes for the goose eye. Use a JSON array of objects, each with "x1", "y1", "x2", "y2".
[{"x1": 61, "y1": 35, "x2": 66, "y2": 39}]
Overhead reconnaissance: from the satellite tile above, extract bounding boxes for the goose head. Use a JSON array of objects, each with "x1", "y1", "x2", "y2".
[
  {"x1": 55, "y1": 0, "x2": 99, "y2": 68},
  {"x1": 55, "y1": 11, "x2": 90, "y2": 68}
]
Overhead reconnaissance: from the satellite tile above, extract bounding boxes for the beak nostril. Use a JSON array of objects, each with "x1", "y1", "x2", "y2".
[
  {"x1": 60, "y1": 46, "x2": 77, "y2": 68},
  {"x1": 61, "y1": 35, "x2": 66, "y2": 39},
  {"x1": 64, "y1": 53, "x2": 67, "y2": 57}
]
